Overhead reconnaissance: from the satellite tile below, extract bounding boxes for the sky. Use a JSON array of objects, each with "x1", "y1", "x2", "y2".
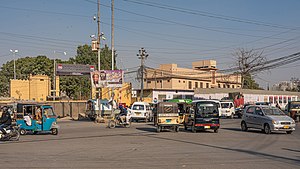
[{"x1": 0, "y1": 0, "x2": 300, "y2": 89}]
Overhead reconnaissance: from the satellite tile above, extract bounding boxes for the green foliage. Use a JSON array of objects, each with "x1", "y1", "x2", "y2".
[
  {"x1": 243, "y1": 73, "x2": 263, "y2": 90},
  {"x1": 0, "y1": 44, "x2": 116, "y2": 99}
]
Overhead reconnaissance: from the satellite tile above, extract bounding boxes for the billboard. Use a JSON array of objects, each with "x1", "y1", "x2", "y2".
[
  {"x1": 56, "y1": 64, "x2": 95, "y2": 76},
  {"x1": 91, "y1": 70, "x2": 124, "y2": 88}
]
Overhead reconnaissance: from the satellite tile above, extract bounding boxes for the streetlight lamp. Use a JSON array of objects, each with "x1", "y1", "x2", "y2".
[{"x1": 10, "y1": 49, "x2": 18, "y2": 80}]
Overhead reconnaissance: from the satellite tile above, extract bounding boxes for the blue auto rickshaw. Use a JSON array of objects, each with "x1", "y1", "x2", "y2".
[{"x1": 15, "y1": 104, "x2": 59, "y2": 135}]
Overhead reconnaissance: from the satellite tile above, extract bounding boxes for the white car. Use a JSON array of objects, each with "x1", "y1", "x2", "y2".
[
  {"x1": 130, "y1": 102, "x2": 153, "y2": 122},
  {"x1": 220, "y1": 101, "x2": 235, "y2": 118}
]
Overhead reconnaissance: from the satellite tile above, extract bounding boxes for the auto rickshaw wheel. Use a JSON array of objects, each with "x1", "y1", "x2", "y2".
[
  {"x1": 20, "y1": 129, "x2": 27, "y2": 135},
  {"x1": 191, "y1": 124, "x2": 196, "y2": 133},
  {"x1": 156, "y1": 125, "x2": 160, "y2": 133},
  {"x1": 175, "y1": 126, "x2": 179, "y2": 132},
  {"x1": 33, "y1": 131, "x2": 38, "y2": 135},
  {"x1": 184, "y1": 124, "x2": 187, "y2": 130},
  {"x1": 51, "y1": 128, "x2": 58, "y2": 135}
]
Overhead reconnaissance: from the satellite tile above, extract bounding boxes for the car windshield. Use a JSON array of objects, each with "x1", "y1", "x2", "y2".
[
  {"x1": 290, "y1": 102, "x2": 300, "y2": 109},
  {"x1": 132, "y1": 105, "x2": 145, "y2": 110},
  {"x1": 263, "y1": 108, "x2": 285, "y2": 116},
  {"x1": 221, "y1": 103, "x2": 230, "y2": 108},
  {"x1": 196, "y1": 102, "x2": 219, "y2": 118}
]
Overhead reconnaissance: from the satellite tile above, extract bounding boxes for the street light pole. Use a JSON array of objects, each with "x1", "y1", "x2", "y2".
[
  {"x1": 137, "y1": 48, "x2": 148, "y2": 102},
  {"x1": 10, "y1": 49, "x2": 18, "y2": 80}
]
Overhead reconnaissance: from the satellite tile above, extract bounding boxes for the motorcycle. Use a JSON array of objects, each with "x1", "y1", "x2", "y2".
[
  {"x1": 108, "y1": 114, "x2": 131, "y2": 129},
  {"x1": 0, "y1": 124, "x2": 20, "y2": 141}
]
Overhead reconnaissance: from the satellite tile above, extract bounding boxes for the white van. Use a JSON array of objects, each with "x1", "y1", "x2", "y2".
[
  {"x1": 129, "y1": 102, "x2": 153, "y2": 122},
  {"x1": 220, "y1": 101, "x2": 235, "y2": 118}
]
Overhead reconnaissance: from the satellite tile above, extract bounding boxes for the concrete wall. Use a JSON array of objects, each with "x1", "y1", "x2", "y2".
[{"x1": 46, "y1": 101, "x2": 86, "y2": 120}]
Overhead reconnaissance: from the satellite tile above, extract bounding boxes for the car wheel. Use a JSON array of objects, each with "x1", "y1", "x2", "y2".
[
  {"x1": 184, "y1": 124, "x2": 187, "y2": 130},
  {"x1": 108, "y1": 120, "x2": 116, "y2": 129},
  {"x1": 241, "y1": 121, "x2": 248, "y2": 131},
  {"x1": 230, "y1": 113, "x2": 234, "y2": 119},
  {"x1": 214, "y1": 129, "x2": 219, "y2": 133},
  {"x1": 264, "y1": 124, "x2": 271, "y2": 134},
  {"x1": 286, "y1": 131, "x2": 293, "y2": 134}
]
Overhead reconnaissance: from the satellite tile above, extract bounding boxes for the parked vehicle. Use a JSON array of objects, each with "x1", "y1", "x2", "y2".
[
  {"x1": 184, "y1": 100, "x2": 220, "y2": 133},
  {"x1": 130, "y1": 102, "x2": 153, "y2": 122},
  {"x1": 285, "y1": 101, "x2": 300, "y2": 122},
  {"x1": 235, "y1": 103, "x2": 254, "y2": 118},
  {"x1": 255, "y1": 102, "x2": 271, "y2": 106},
  {"x1": 84, "y1": 99, "x2": 119, "y2": 121},
  {"x1": 16, "y1": 104, "x2": 59, "y2": 135},
  {"x1": 156, "y1": 102, "x2": 179, "y2": 132},
  {"x1": 220, "y1": 101, "x2": 235, "y2": 118},
  {"x1": 241, "y1": 105, "x2": 296, "y2": 134},
  {"x1": 167, "y1": 99, "x2": 192, "y2": 124},
  {"x1": 0, "y1": 123, "x2": 20, "y2": 141}
]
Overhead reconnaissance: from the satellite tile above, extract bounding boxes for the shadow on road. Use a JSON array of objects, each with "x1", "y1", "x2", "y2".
[{"x1": 222, "y1": 127, "x2": 287, "y2": 135}]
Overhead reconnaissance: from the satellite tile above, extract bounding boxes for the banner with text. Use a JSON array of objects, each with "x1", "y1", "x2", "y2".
[{"x1": 91, "y1": 70, "x2": 124, "y2": 88}]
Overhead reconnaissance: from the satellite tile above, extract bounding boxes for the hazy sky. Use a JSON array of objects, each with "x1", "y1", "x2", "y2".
[{"x1": 1, "y1": 0, "x2": 300, "y2": 88}]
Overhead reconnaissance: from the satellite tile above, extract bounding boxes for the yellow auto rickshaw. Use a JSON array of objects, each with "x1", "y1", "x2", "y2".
[
  {"x1": 156, "y1": 102, "x2": 179, "y2": 132},
  {"x1": 167, "y1": 99, "x2": 192, "y2": 124}
]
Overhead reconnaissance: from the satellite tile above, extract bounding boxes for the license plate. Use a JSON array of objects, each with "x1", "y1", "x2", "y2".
[
  {"x1": 166, "y1": 119, "x2": 171, "y2": 123},
  {"x1": 135, "y1": 112, "x2": 141, "y2": 115},
  {"x1": 204, "y1": 126, "x2": 210, "y2": 129},
  {"x1": 284, "y1": 126, "x2": 289, "y2": 129}
]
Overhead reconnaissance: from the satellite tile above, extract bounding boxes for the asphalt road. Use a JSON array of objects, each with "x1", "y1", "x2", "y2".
[{"x1": 0, "y1": 119, "x2": 300, "y2": 169}]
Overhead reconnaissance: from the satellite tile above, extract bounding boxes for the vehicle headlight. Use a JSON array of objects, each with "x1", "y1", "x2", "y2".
[{"x1": 272, "y1": 120, "x2": 279, "y2": 125}]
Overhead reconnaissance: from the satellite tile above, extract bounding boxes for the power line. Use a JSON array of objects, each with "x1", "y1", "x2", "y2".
[{"x1": 123, "y1": 0, "x2": 298, "y2": 30}]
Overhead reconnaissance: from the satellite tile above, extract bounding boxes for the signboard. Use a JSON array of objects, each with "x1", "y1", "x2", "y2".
[
  {"x1": 56, "y1": 64, "x2": 95, "y2": 76},
  {"x1": 91, "y1": 70, "x2": 124, "y2": 88}
]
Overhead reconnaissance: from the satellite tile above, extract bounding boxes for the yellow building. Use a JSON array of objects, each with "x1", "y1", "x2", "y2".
[
  {"x1": 145, "y1": 60, "x2": 242, "y2": 90},
  {"x1": 10, "y1": 74, "x2": 59, "y2": 101},
  {"x1": 91, "y1": 83, "x2": 133, "y2": 106}
]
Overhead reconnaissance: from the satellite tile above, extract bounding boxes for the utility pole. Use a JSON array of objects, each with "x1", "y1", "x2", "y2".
[
  {"x1": 97, "y1": 0, "x2": 102, "y2": 100},
  {"x1": 111, "y1": 0, "x2": 115, "y2": 115},
  {"x1": 137, "y1": 48, "x2": 148, "y2": 102},
  {"x1": 111, "y1": 0, "x2": 114, "y2": 70}
]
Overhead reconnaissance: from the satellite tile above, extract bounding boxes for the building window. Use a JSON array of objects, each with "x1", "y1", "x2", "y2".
[
  {"x1": 167, "y1": 80, "x2": 170, "y2": 82},
  {"x1": 144, "y1": 79, "x2": 147, "y2": 82},
  {"x1": 227, "y1": 85, "x2": 230, "y2": 88},
  {"x1": 218, "y1": 84, "x2": 221, "y2": 88},
  {"x1": 40, "y1": 79, "x2": 44, "y2": 81},
  {"x1": 195, "y1": 82, "x2": 198, "y2": 88},
  {"x1": 183, "y1": 81, "x2": 185, "y2": 83},
  {"x1": 179, "y1": 80, "x2": 181, "y2": 83},
  {"x1": 200, "y1": 82, "x2": 203, "y2": 88},
  {"x1": 206, "y1": 83, "x2": 209, "y2": 88},
  {"x1": 147, "y1": 81, "x2": 151, "y2": 83},
  {"x1": 188, "y1": 81, "x2": 192, "y2": 89},
  {"x1": 223, "y1": 84, "x2": 226, "y2": 88},
  {"x1": 232, "y1": 85, "x2": 235, "y2": 88},
  {"x1": 160, "y1": 80, "x2": 162, "y2": 83},
  {"x1": 157, "y1": 80, "x2": 159, "y2": 83}
]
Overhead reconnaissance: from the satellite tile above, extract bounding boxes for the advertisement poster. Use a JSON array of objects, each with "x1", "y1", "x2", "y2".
[{"x1": 91, "y1": 70, "x2": 123, "y2": 88}]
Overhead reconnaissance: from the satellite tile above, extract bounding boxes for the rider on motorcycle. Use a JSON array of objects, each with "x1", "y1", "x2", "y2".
[
  {"x1": 119, "y1": 105, "x2": 130, "y2": 124},
  {"x1": 0, "y1": 107, "x2": 12, "y2": 135}
]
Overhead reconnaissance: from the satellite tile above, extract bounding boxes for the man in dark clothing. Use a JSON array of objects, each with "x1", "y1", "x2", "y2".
[{"x1": 0, "y1": 107, "x2": 12, "y2": 134}]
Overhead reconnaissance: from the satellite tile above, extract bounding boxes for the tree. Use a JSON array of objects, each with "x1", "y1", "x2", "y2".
[
  {"x1": 0, "y1": 55, "x2": 53, "y2": 97},
  {"x1": 233, "y1": 48, "x2": 266, "y2": 89},
  {"x1": 59, "y1": 44, "x2": 116, "y2": 99}
]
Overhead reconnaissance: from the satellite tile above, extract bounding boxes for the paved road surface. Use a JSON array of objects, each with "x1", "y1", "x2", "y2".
[{"x1": 0, "y1": 119, "x2": 299, "y2": 169}]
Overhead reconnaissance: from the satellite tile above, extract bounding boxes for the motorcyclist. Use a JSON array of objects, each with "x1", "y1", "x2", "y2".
[
  {"x1": 0, "y1": 107, "x2": 12, "y2": 135},
  {"x1": 119, "y1": 105, "x2": 128, "y2": 124}
]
